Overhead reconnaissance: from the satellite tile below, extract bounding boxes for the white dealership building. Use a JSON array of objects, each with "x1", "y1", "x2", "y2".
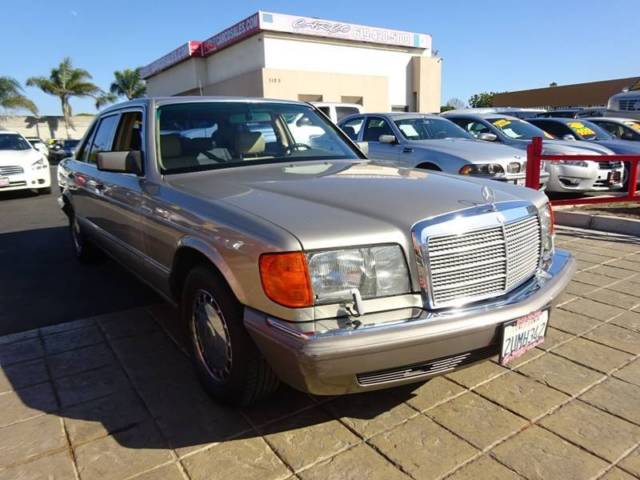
[{"x1": 141, "y1": 11, "x2": 442, "y2": 113}]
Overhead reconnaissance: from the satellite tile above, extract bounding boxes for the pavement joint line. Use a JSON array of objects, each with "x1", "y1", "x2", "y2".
[
  {"x1": 122, "y1": 460, "x2": 190, "y2": 480},
  {"x1": 592, "y1": 441, "x2": 640, "y2": 480},
  {"x1": 92, "y1": 320, "x2": 186, "y2": 473},
  {"x1": 0, "y1": 445, "x2": 71, "y2": 474}
]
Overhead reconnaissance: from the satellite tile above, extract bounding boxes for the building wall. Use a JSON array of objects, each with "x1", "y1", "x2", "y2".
[
  {"x1": 0, "y1": 116, "x2": 94, "y2": 141},
  {"x1": 263, "y1": 34, "x2": 425, "y2": 109},
  {"x1": 262, "y1": 68, "x2": 389, "y2": 111},
  {"x1": 411, "y1": 56, "x2": 442, "y2": 113},
  {"x1": 146, "y1": 57, "x2": 205, "y2": 97}
]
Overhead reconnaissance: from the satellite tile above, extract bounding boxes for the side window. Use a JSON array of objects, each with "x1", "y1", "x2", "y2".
[
  {"x1": 76, "y1": 122, "x2": 98, "y2": 162},
  {"x1": 87, "y1": 115, "x2": 119, "y2": 164},
  {"x1": 113, "y1": 111, "x2": 143, "y2": 151},
  {"x1": 543, "y1": 121, "x2": 572, "y2": 138},
  {"x1": 341, "y1": 117, "x2": 364, "y2": 141},
  {"x1": 318, "y1": 106, "x2": 331, "y2": 117},
  {"x1": 336, "y1": 107, "x2": 360, "y2": 122},
  {"x1": 363, "y1": 117, "x2": 394, "y2": 142},
  {"x1": 454, "y1": 119, "x2": 489, "y2": 138}
]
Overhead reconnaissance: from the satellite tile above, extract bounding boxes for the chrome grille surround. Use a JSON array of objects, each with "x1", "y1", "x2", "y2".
[
  {"x1": 0, "y1": 165, "x2": 24, "y2": 176},
  {"x1": 412, "y1": 201, "x2": 541, "y2": 309}
]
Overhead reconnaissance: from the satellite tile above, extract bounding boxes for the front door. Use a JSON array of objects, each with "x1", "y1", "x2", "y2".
[{"x1": 363, "y1": 116, "x2": 400, "y2": 161}]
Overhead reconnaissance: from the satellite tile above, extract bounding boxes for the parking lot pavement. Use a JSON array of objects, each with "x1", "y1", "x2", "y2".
[
  {"x1": 0, "y1": 228, "x2": 639, "y2": 479},
  {"x1": 0, "y1": 168, "x2": 160, "y2": 335}
]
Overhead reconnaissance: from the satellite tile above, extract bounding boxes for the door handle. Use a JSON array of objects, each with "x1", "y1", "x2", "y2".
[{"x1": 403, "y1": 147, "x2": 413, "y2": 153}]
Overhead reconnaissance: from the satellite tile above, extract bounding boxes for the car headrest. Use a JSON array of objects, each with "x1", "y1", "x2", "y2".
[
  {"x1": 235, "y1": 131, "x2": 265, "y2": 155},
  {"x1": 160, "y1": 135, "x2": 181, "y2": 158}
]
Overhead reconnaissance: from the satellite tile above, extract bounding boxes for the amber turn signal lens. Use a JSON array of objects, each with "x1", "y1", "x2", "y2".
[{"x1": 259, "y1": 252, "x2": 313, "y2": 308}]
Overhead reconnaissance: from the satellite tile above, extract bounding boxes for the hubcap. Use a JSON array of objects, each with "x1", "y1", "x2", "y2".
[{"x1": 192, "y1": 289, "x2": 232, "y2": 381}]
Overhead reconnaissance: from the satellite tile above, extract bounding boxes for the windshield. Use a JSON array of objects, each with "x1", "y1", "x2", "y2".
[
  {"x1": 623, "y1": 120, "x2": 640, "y2": 133},
  {"x1": 488, "y1": 117, "x2": 555, "y2": 140},
  {"x1": 0, "y1": 134, "x2": 31, "y2": 151},
  {"x1": 157, "y1": 102, "x2": 359, "y2": 174},
  {"x1": 566, "y1": 120, "x2": 613, "y2": 141},
  {"x1": 393, "y1": 117, "x2": 469, "y2": 140}
]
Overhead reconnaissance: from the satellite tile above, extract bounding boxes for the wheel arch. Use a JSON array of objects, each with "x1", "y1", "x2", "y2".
[
  {"x1": 169, "y1": 237, "x2": 246, "y2": 305},
  {"x1": 415, "y1": 162, "x2": 442, "y2": 171}
]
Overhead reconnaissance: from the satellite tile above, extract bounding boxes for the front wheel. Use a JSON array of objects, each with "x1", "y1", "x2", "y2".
[{"x1": 182, "y1": 266, "x2": 280, "y2": 406}]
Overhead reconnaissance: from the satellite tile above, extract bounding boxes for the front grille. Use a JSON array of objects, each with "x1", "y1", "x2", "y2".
[
  {"x1": 0, "y1": 165, "x2": 24, "y2": 176},
  {"x1": 599, "y1": 161, "x2": 622, "y2": 170},
  {"x1": 356, "y1": 346, "x2": 495, "y2": 386},
  {"x1": 425, "y1": 215, "x2": 541, "y2": 307}
]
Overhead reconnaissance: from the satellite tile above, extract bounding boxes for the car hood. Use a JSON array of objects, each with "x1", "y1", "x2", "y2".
[
  {"x1": 593, "y1": 139, "x2": 640, "y2": 154},
  {"x1": 508, "y1": 139, "x2": 614, "y2": 155},
  {"x1": 404, "y1": 138, "x2": 524, "y2": 163},
  {"x1": 0, "y1": 149, "x2": 41, "y2": 166},
  {"x1": 167, "y1": 160, "x2": 545, "y2": 250}
]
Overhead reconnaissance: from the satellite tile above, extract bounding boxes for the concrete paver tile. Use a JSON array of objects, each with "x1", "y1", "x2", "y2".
[
  {"x1": 619, "y1": 447, "x2": 640, "y2": 477},
  {"x1": 129, "y1": 463, "x2": 186, "y2": 480},
  {"x1": 559, "y1": 298, "x2": 626, "y2": 321},
  {"x1": 0, "y1": 451, "x2": 75, "y2": 480},
  {"x1": 0, "y1": 382, "x2": 57, "y2": 427},
  {"x1": 492, "y1": 425, "x2": 608, "y2": 480},
  {"x1": 323, "y1": 388, "x2": 417, "y2": 439},
  {"x1": 97, "y1": 308, "x2": 159, "y2": 340},
  {"x1": 553, "y1": 338, "x2": 633, "y2": 373},
  {"x1": 427, "y1": 392, "x2": 526, "y2": 449},
  {"x1": 47, "y1": 343, "x2": 117, "y2": 379},
  {"x1": 613, "y1": 358, "x2": 640, "y2": 387},
  {"x1": 42, "y1": 325, "x2": 104, "y2": 355},
  {"x1": 54, "y1": 364, "x2": 131, "y2": 408},
  {"x1": 580, "y1": 378, "x2": 640, "y2": 425},
  {"x1": 585, "y1": 323, "x2": 640, "y2": 354},
  {"x1": 445, "y1": 361, "x2": 508, "y2": 389},
  {"x1": 0, "y1": 358, "x2": 48, "y2": 394},
  {"x1": 262, "y1": 407, "x2": 360, "y2": 472},
  {"x1": 74, "y1": 419, "x2": 173, "y2": 480},
  {"x1": 446, "y1": 455, "x2": 522, "y2": 480},
  {"x1": 369, "y1": 415, "x2": 477, "y2": 480},
  {"x1": 0, "y1": 415, "x2": 66, "y2": 468},
  {"x1": 475, "y1": 372, "x2": 569, "y2": 420},
  {"x1": 610, "y1": 311, "x2": 640, "y2": 332},
  {"x1": 584, "y1": 289, "x2": 640, "y2": 310},
  {"x1": 298, "y1": 443, "x2": 410, "y2": 480},
  {"x1": 0, "y1": 337, "x2": 43, "y2": 366},
  {"x1": 404, "y1": 376, "x2": 466, "y2": 412},
  {"x1": 182, "y1": 436, "x2": 290, "y2": 480},
  {"x1": 39, "y1": 317, "x2": 95, "y2": 336},
  {"x1": 517, "y1": 353, "x2": 604, "y2": 395},
  {"x1": 549, "y1": 309, "x2": 602, "y2": 335},
  {"x1": 600, "y1": 467, "x2": 638, "y2": 480},
  {"x1": 540, "y1": 400, "x2": 640, "y2": 462}
]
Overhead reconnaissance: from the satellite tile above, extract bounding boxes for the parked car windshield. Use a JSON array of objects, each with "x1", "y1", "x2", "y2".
[
  {"x1": 0, "y1": 134, "x2": 31, "y2": 151},
  {"x1": 488, "y1": 117, "x2": 555, "y2": 140},
  {"x1": 157, "y1": 102, "x2": 359, "y2": 174},
  {"x1": 565, "y1": 120, "x2": 613, "y2": 141},
  {"x1": 393, "y1": 117, "x2": 470, "y2": 140}
]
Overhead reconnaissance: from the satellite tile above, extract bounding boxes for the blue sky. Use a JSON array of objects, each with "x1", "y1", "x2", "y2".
[{"x1": 2, "y1": 0, "x2": 638, "y2": 115}]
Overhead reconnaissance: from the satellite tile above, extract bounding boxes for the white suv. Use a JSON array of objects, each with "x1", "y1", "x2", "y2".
[
  {"x1": 0, "y1": 131, "x2": 51, "y2": 194},
  {"x1": 311, "y1": 102, "x2": 363, "y2": 124}
]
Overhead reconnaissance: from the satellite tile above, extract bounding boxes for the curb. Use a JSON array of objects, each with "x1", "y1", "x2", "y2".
[{"x1": 555, "y1": 210, "x2": 640, "y2": 237}]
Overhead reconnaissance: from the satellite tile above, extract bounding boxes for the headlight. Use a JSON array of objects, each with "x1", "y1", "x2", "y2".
[
  {"x1": 31, "y1": 158, "x2": 47, "y2": 170},
  {"x1": 307, "y1": 245, "x2": 410, "y2": 303},
  {"x1": 538, "y1": 202, "x2": 555, "y2": 270},
  {"x1": 459, "y1": 163, "x2": 505, "y2": 176}
]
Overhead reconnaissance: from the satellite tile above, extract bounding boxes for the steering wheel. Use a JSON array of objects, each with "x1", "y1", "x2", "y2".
[{"x1": 283, "y1": 143, "x2": 312, "y2": 155}]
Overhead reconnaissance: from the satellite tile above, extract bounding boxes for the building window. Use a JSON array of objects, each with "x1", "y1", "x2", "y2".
[
  {"x1": 392, "y1": 105, "x2": 409, "y2": 112},
  {"x1": 298, "y1": 94, "x2": 323, "y2": 102},
  {"x1": 341, "y1": 96, "x2": 363, "y2": 106}
]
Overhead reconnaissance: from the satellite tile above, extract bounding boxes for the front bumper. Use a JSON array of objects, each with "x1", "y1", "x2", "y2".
[
  {"x1": 0, "y1": 167, "x2": 51, "y2": 192},
  {"x1": 245, "y1": 249, "x2": 575, "y2": 395}
]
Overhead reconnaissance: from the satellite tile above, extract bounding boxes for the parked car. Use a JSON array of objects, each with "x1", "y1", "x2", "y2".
[
  {"x1": 339, "y1": 113, "x2": 548, "y2": 187},
  {"x1": 58, "y1": 97, "x2": 574, "y2": 405},
  {"x1": 25, "y1": 136, "x2": 49, "y2": 157},
  {"x1": 311, "y1": 102, "x2": 363, "y2": 123},
  {"x1": 49, "y1": 139, "x2": 81, "y2": 164},
  {"x1": 536, "y1": 109, "x2": 584, "y2": 119},
  {"x1": 443, "y1": 112, "x2": 621, "y2": 192},
  {"x1": 444, "y1": 107, "x2": 546, "y2": 120},
  {"x1": 586, "y1": 117, "x2": 640, "y2": 141},
  {"x1": 530, "y1": 117, "x2": 640, "y2": 185},
  {"x1": 0, "y1": 131, "x2": 51, "y2": 194}
]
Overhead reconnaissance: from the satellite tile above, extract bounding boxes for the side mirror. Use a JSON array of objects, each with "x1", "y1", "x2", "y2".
[
  {"x1": 97, "y1": 151, "x2": 143, "y2": 175},
  {"x1": 562, "y1": 134, "x2": 576, "y2": 141},
  {"x1": 379, "y1": 134, "x2": 397, "y2": 144},
  {"x1": 478, "y1": 132, "x2": 498, "y2": 142},
  {"x1": 357, "y1": 141, "x2": 369, "y2": 157}
]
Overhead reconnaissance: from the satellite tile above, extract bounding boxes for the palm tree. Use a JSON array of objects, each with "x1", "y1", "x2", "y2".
[
  {"x1": 110, "y1": 69, "x2": 146, "y2": 100},
  {"x1": 27, "y1": 57, "x2": 101, "y2": 138},
  {"x1": 94, "y1": 92, "x2": 117, "y2": 110},
  {"x1": 0, "y1": 76, "x2": 38, "y2": 115}
]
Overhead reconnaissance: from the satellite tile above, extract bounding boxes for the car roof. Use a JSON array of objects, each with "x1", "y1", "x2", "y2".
[
  {"x1": 444, "y1": 112, "x2": 522, "y2": 121},
  {"x1": 586, "y1": 117, "x2": 639, "y2": 123},
  {"x1": 98, "y1": 96, "x2": 310, "y2": 115},
  {"x1": 0, "y1": 130, "x2": 20, "y2": 135}
]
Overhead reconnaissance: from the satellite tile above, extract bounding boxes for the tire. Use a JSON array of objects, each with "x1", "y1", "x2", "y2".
[
  {"x1": 69, "y1": 213, "x2": 100, "y2": 263},
  {"x1": 182, "y1": 265, "x2": 280, "y2": 406}
]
